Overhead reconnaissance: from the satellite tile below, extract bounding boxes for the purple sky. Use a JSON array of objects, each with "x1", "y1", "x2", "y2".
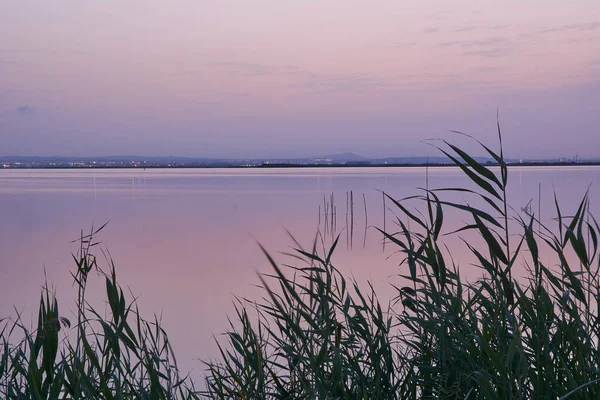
[{"x1": 1, "y1": 1, "x2": 599, "y2": 159}]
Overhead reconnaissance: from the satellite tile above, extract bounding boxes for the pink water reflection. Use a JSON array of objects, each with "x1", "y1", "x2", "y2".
[{"x1": 1, "y1": 166, "x2": 598, "y2": 380}]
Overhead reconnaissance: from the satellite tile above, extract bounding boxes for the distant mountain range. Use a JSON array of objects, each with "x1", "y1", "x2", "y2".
[{"x1": 1, "y1": 153, "x2": 598, "y2": 169}]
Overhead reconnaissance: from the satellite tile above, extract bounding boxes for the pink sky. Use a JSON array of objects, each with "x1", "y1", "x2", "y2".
[{"x1": 1, "y1": 1, "x2": 599, "y2": 158}]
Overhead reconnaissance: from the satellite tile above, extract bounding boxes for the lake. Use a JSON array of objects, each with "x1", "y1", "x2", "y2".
[{"x1": 1, "y1": 166, "x2": 599, "y2": 381}]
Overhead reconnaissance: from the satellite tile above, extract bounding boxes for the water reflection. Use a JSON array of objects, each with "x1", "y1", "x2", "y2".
[{"x1": 0, "y1": 166, "x2": 599, "y2": 380}]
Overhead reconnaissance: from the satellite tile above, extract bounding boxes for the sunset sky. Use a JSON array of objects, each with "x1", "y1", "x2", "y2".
[{"x1": 1, "y1": 1, "x2": 599, "y2": 159}]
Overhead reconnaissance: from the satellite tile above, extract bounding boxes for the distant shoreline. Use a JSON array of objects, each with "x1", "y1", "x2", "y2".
[{"x1": 3, "y1": 162, "x2": 600, "y2": 170}]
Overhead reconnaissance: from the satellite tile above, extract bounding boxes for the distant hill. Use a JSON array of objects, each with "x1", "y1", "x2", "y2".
[
  {"x1": 312, "y1": 152, "x2": 367, "y2": 162},
  {"x1": 4, "y1": 152, "x2": 593, "y2": 169}
]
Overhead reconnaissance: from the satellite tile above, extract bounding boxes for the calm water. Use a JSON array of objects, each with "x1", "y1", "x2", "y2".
[{"x1": 1, "y1": 166, "x2": 599, "y2": 379}]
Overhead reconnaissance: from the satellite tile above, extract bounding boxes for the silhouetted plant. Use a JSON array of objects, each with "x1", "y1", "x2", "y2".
[
  {"x1": 4, "y1": 122, "x2": 600, "y2": 399},
  {"x1": 204, "y1": 123, "x2": 600, "y2": 399},
  {"x1": 0, "y1": 225, "x2": 199, "y2": 399}
]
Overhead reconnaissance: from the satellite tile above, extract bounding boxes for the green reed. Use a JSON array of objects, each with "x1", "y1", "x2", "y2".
[
  {"x1": 0, "y1": 225, "x2": 199, "y2": 399},
  {"x1": 204, "y1": 123, "x2": 600, "y2": 399},
  {"x1": 3, "y1": 121, "x2": 600, "y2": 399}
]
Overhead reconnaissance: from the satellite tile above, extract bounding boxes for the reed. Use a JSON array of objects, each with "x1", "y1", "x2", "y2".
[
  {"x1": 363, "y1": 192, "x2": 368, "y2": 249},
  {"x1": 0, "y1": 225, "x2": 199, "y2": 399},
  {"x1": 204, "y1": 125, "x2": 600, "y2": 399},
  {"x1": 4, "y1": 122, "x2": 600, "y2": 399},
  {"x1": 351, "y1": 190, "x2": 354, "y2": 249},
  {"x1": 383, "y1": 191, "x2": 387, "y2": 251}
]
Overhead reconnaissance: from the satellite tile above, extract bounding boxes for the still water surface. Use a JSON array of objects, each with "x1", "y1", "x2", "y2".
[{"x1": 1, "y1": 166, "x2": 599, "y2": 379}]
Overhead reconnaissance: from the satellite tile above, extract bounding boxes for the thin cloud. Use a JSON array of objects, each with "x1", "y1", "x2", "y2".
[
  {"x1": 471, "y1": 66, "x2": 504, "y2": 73},
  {"x1": 437, "y1": 37, "x2": 507, "y2": 48},
  {"x1": 455, "y1": 26, "x2": 477, "y2": 33},
  {"x1": 474, "y1": 37, "x2": 507, "y2": 46},
  {"x1": 206, "y1": 61, "x2": 387, "y2": 94},
  {"x1": 423, "y1": 27, "x2": 440, "y2": 34},
  {"x1": 541, "y1": 27, "x2": 561, "y2": 34},
  {"x1": 489, "y1": 24, "x2": 511, "y2": 31},
  {"x1": 438, "y1": 41, "x2": 464, "y2": 48},
  {"x1": 16, "y1": 105, "x2": 35, "y2": 115},
  {"x1": 204, "y1": 61, "x2": 299, "y2": 77},
  {"x1": 299, "y1": 73, "x2": 387, "y2": 94},
  {"x1": 393, "y1": 41, "x2": 417, "y2": 48},
  {"x1": 461, "y1": 47, "x2": 512, "y2": 58},
  {"x1": 427, "y1": 11, "x2": 452, "y2": 20},
  {"x1": 186, "y1": 100, "x2": 221, "y2": 107},
  {"x1": 411, "y1": 77, "x2": 511, "y2": 94},
  {"x1": 564, "y1": 22, "x2": 600, "y2": 31},
  {"x1": 170, "y1": 70, "x2": 199, "y2": 77},
  {"x1": 567, "y1": 34, "x2": 600, "y2": 43},
  {"x1": 541, "y1": 21, "x2": 600, "y2": 33}
]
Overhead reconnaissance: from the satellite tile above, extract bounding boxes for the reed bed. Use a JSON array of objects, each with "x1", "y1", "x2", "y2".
[
  {"x1": 3, "y1": 124, "x2": 600, "y2": 399},
  {"x1": 0, "y1": 226, "x2": 199, "y2": 399},
  {"x1": 204, "y1": 127, "x2": 600, "y2": 399}
]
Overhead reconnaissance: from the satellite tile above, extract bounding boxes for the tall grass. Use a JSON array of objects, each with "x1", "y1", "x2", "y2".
[
  {"x1": 0, "y1": 226, "x2": 199, "y2": 399},
  {"x1": 3, "y1": 124, "x2": 600, "y2": 398},
  {"x1": 204, "y1": 126, "x2": 600, "y2": 399}
]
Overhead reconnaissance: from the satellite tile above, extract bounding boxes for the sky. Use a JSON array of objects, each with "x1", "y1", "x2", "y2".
[{"x1": 1, "y1": 1, "x2": 599, "y2": 159}]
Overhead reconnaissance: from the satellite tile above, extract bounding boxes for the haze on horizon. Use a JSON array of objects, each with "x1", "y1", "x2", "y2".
[{"x1": 1, "y1": 1, "x2": 599, "y2": 159}]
